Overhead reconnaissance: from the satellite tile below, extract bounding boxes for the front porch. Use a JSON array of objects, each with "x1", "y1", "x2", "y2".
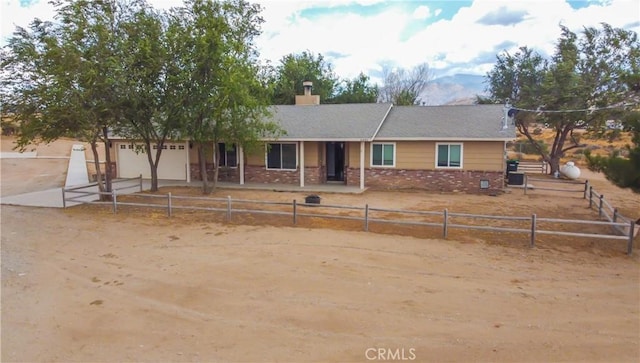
[{"x1": 155, "y1": 179, "x2": 367, "y2": 194}]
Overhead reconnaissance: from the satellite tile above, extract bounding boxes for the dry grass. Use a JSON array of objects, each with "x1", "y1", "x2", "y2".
[{"x1": 509, "y1": 127, "x2": 633, "y2": 166}]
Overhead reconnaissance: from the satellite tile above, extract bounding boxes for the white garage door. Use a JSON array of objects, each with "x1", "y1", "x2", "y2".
[{"x1": 117, "y1": 142, "x2": 187, "y2": 180}]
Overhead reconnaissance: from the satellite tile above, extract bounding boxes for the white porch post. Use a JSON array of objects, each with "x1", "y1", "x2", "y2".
[
  {"x1": 185, "y1": 141, "x2": 191, "y2": 183},
  {"x1": 239, "y1": 145, "x2": 245, "y2": 185},
  {"x1": 300, "y1": 141, "x2": 305, "y2": 187},
  {"x1": 360, "y1": 141, "x2": 365, "y2": 190}
]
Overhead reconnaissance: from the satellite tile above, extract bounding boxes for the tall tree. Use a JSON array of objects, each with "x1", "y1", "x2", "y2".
[
  {"x1": 116, "y1": 5, "x2": 177, "y2": 192},
  {"x1": 485, "y1": 24, "x2": 639, "y2": 174},
  {"x1": 378, "y1": 63, "x2": 431, "y2": 105},
  {"x1": 269, "y1": 51, "x2": 338, "y2": 104},
  {"x1": 168, "y1": 0, "x2": 279, "y2": 194},
  {"x1": 0, "y1": 0, "x2": 131, "y2": 197},
  {"x1": 332, "y1": 72, "x2": 378, "y2": 104}
]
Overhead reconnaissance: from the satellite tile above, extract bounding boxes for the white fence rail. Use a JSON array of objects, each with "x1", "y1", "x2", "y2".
[{"x1": 517, "y1": 161, "x2": 548, "y2": 174}]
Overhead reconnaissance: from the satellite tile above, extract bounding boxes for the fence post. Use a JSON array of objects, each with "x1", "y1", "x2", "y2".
[
  {"x1": 62, "y1": 188, "x2": 66, "y2": 208},
  {"x1": 364, "y1": 204, "x2": 369, "y2": 232},
  {"x1": 443, "y1": 209, "x2": 448, "y2": 239},
  {"x1": 613, "y1": 208, "x2": 618, "y2": 223},
  {"x1": 167, "y1": 192, "x2": 172, "y2": 217},
  {"x1": 583, "y1": 180, "x2": 589, "y2": 199},
  {"x1": 139, "y1": 174, "x2": 143, "y2": 191},
  {"x1": 628, "y1": 220, "x2": 635, "y2": 256},
  {"x1": 530, "y1": 214, "x2": 537, "y2": 248},
  {"x1": 112, "y1": 189, "x2": 117, "y2": 214},
  {"x1": 598, "y1": 194, "x2": 604, "y2": 218},
  {"x1": 226, "y1": 196, "x2": 232, "y2": 222},
  {"x1": 293, "y1": 199, "x2": 297, "y2": 225},
  {"x1": 589, "y1": 186, "x2": 593, "y2": 208},
  {"x1": 524, "y1": 175, "x2": 528, "y2": 195}
]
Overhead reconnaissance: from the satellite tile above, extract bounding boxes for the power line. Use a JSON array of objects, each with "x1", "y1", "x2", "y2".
[{"x1": 509, "y1": 102, "x2": 638, "y2": 114}]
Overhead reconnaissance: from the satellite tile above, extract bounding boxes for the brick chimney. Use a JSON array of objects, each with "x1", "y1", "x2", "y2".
[{"x1": 295, "y1": 80, "x2": 320, "y2": 105}]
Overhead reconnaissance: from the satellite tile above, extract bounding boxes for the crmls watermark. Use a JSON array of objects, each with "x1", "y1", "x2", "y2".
[{"x1": 365, "y1": 347, "x2": 416, "y2": 361}]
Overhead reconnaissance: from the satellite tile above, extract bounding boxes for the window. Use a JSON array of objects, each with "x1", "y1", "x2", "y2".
[
  {"x1": 218, "y1": 143, "x2": 238, "y2": 168},
  {"x1": 120, "y1": 145, "x2": 126, "y2": 150},
  {"x1": 266, "y1": 143, "x2": 296, "y2": 170},
  {"x1": 178, "y1": 145, "x2": 185, "y2": 150},
  {"x1": 169, "y1": 145, "x2": 176, "y2": 150},
  {"x1": 436, "y1": 143, "x2": 462, "y2": 168},
  {"x1": 371, "y1": 143, "x2": 395, "y2": 167}
]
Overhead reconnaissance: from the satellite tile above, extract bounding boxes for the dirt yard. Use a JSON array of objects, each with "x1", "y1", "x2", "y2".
[{"x1": 1, "y1": 136, "x2": 639, "y2": 362}]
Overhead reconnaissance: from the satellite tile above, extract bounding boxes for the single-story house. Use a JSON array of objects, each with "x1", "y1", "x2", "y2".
[{"x1": 109, "y1": 84, "x2": 516, "y2": 193}]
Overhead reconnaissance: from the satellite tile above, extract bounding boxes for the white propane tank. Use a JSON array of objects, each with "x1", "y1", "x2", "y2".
[{"x1": 560, "y1": 161, "x2": 581, "y2": 180}]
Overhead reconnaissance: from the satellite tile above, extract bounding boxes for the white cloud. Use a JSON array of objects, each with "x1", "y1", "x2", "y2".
[
  {"x1": 412, "y1": 5, "x2": 431, "y2": 20},
  {"x1": 1, "y1": 0, "x2": 56, "y2": 43},
  {"x1": 2, "y1": 0, "x2": 638, "y2": 86}
]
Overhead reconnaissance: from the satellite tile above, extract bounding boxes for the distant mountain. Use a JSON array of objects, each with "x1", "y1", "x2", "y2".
[{"x1": 419, "y1": 74, "x2": 488, "y2": 106}]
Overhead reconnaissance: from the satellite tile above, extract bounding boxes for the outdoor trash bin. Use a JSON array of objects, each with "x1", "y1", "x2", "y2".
[
  {"x1": 507, "y1": 171, "x2": 525, "y2": 185},
  {"x1": 506, "y1": 160, "x2": 519, "y2": 173},
  {"x1": 305, "y1": 195, "x2": 321, "y2": 204}
]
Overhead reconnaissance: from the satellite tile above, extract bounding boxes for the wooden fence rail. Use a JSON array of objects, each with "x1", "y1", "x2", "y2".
[
  {"x1": 522, "y1": 176, "x2": 637, "y2": 243},
  {"x1": 62, "y1": 187, "x2": 638, "y2": 255}
]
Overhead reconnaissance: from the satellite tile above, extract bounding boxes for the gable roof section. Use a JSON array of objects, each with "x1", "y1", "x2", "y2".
[
  {"x1": 375, "y1": 104, "x2": 516, "y2": 141},
  {"x1": 268, "y1": 103, "x2": 393, "y2": 141}
]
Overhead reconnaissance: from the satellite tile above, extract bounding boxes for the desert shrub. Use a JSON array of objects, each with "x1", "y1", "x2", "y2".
[{"x1": 532, "y1": 127, "x2": 543, "y2": 135}]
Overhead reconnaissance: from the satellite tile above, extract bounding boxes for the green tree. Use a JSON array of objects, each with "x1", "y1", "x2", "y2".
[
  {"x1": 269, "y1": 51, "x2": 338, "y2": 104},
  {"x1": 586, "y1": 111, "x2": 640, "y2": 192},
  {"x1": 168, "y1": 0, "x2": 280, "y2": 194},
  {"x1": 485, "y1": 24, "x2": 639, "y2": 174},
  {"x1": 332, "y1": 72, "x2": 378, "y2": 104},
  {"x1": 378, "y1": 63, "x2": 431, "y2": 105},
  {"x1": 115, "y1": 5, "x2": 178, "y2": 192},
  {"x1": 0, "y1": 0, "x2": 132, "y2": 197}
]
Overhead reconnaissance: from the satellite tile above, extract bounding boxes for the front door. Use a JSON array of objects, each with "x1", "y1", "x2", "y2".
[{"x1": 326, "y1": 142, "x2": 345, "y2": 182}]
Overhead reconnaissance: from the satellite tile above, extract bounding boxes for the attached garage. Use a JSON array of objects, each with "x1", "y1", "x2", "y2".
[{"x1": 116, "y1": 142, "x2": 188, "y2": 180}]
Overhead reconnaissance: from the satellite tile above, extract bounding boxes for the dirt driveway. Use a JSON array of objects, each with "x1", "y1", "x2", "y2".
[{"x1": 2, "y1": 136, "x2": 639, "y2": 362}]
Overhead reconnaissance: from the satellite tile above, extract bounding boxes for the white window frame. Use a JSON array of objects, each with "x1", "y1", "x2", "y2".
[
  {"x1": 435, "y1": 142, "x2": 463, "y2": 169},
  {"x1": 265, "y1": 142, "x2": 298, "y2": 171},
  {"x1": 370, "y1": 142, "x2": 396, "y2": 168},
  {"x1": 217, "y1": 143, "x2": 238, "y2": 168}
]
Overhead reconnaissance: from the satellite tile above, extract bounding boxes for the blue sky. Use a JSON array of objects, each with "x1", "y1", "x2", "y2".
[{"x1": 2, "y1": 0, "x2": 639, "y2": 85}]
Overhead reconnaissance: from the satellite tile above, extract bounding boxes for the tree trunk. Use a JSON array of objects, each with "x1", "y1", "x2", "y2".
[
  {"x1": 102, "y1": 127, "x2": 113, "y2": 194},
  {"x1": 198, "y1": 143, "x2": 211, "y2": 194},
  {"x1": 90, "y1": 139, "x2": 108, "y2": 201},
  {"x1": 548, "y1": 155, "x2": 561, "y2": 176},
  {"x1": 145, "y1": 142, "x2": 159, "y2": 192},
  {"x1": 547, "y1": 125, "x2": 572, "y2": 176},
  {"x1": 211, "y1": 142, "x2": 219, "y2": 193}
]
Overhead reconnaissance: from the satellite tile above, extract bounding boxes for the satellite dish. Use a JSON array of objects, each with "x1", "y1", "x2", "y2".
[{"x1": 507, "y1": 108, "x2": 518, "y2": 118}]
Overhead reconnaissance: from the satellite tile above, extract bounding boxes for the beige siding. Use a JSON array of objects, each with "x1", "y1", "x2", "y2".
[
  {"x1": 245, "y1": 144, "x2": 265, "y2": 166},
  {"x1": 347, "y1": 142, "x2": 370, "y2": 166},
  {"x1": 395, "y1": 141, "x2": 433, "y2": 169},
  {"x1": 242, "y1": 140, "x2": 505, "y2": 171},
  {"x1": 303, "y1": 141, "x2": 320, "y2": 167},
  {"x1": 379, "y1": 140, "x2": 504, "y2": 171},
  {"x1": 461, "y1": 141, "x2": 504, "y2": 171}
]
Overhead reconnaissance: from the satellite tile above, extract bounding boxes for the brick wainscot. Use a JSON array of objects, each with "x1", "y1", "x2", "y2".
[{"x1": 346, "y1": 168, "x2": 504, "y2": 193}]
